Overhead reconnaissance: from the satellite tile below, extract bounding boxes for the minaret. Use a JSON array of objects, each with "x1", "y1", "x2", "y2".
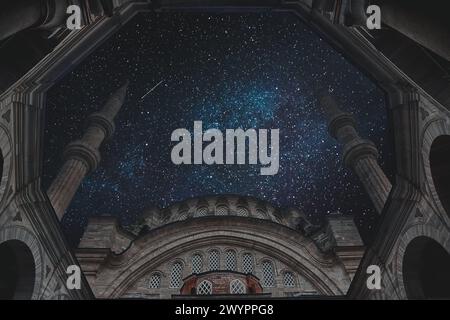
[
  {"x1": 319, "y1": 92, "x2": 392, "y2": 214},
  {"x1": 48, "y1": 81, "x2": 129, "y2": 220}
]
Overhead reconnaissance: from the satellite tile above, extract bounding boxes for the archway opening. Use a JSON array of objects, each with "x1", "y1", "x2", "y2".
[
  {"x1": 430, "y1": 135, "x2": 450, "y2": 217},
  {"x1": 0, "y1": 240, "x2": 36, "y2": 299},
  {"x1": 403, "y1": 236, "x2": 450, "y2": 299}
]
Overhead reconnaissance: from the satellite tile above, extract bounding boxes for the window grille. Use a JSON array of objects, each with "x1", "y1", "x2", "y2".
[
  {"x1": 209, "y1": 250, "x2": 220, "y2": 270},
  {"x1": 242, "y1": 253, "x2": 254, "y2": 274},
  {"x1": 225, "y1": 250, "x2": 237, "y2": 271},
  {"x1": 178, "y1": 210, "x2": 188, "y2": 220},
  {"x1": 192, "y1": 254, "x2": 203, "y2": 274},
  {"x1": 283, "y1": 272, "x2": 296, "y2": 287},
  {"x1": 148, "y1": 273, "x2": 161, "y2": 289},
  {"x1": 261, "y1": 260, "x2": 275, "y2": 287},
  {"x1": 197, "y1": 280, "x2": 212, "y2": 295},
  {"x1": 236, "y1": 207, "x2": 249, "y2": 217},
  {"x1": 169, "y1": 262, "x2": 183, "y2": 288},
  {"x1": 254, "y1": 209, "x2": 266, "y2": 218},
  {"x1": 196, "y1": 206, "x2": 208, "y2": 217},
  {"x1": 216, "y1": 206, "x2": 228, "y2": 215},
  {"x1": 230, "y1": 279, "x2": 246, "y2": 294}
]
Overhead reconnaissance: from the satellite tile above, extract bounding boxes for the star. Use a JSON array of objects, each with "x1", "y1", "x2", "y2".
[{"x1": 44, "y1": 12, "x2": 391, "y2": 247}]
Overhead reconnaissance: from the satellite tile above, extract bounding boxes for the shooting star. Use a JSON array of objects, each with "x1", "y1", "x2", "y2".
[{"x1": 140, "y1": 79, "x2": 165, "y2": 100}]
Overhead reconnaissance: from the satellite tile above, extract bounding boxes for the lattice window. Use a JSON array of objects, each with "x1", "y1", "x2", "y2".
[
  {"x1": 224, "y1": 250, "x2": 237, "y2": 271},
  {"x1": 216, "y1": 205, "x2": 228, "y2": 215},
  {"x1": 236, "y1": 207, "x2": 249, "y2": 217},
  {"x1": 242, "y1": 253, "x2": 254, "y2": 274},
  {"x1": 148, "y1": 273, "x2": 161, "y2": 289},
  {"x1": 254, "y1": 209, "x2": 266, "y2": 219},
  {"x1": 196, "y1": 206, "x2": 208, "y2": 217},
  {"x1": 261, "y1": 260, "x2": 275, "y2": 287},
  {"x1": 209, "y1": 249, "x2": 220, "y2": 270},
  {"x1": 192, "y1": 254, "x2": 203, "y2": 274},
  {"x1": 283, "y1": 271, "x2": 296, "y2": 287},
  {"x1": 169, "y1": 261, "x2": 183, "y2": 288},
  {"x1": 197, "y1": 280, "x2": 212, "y2": 295},
  {"x1": 178, "y1": 210, "x2": 188, "y2": 220},
  {"x1": 230, "y1": 279, "x2": 246, "y2": 294}
]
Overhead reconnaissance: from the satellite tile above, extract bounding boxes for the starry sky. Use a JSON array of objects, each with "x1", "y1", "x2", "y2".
[{"x1": 43, "y1": 12, "x2": 393, "y2": 247}]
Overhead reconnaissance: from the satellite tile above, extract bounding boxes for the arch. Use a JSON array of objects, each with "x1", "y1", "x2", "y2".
[
  {"x1": 99, "y1": 218, "x2": 347, "y2": 298},
  {"x1": 197, "y1": 280, "x2": 212, "y2": 295},
  {"x1": 235, "y1": 206, "x2": 249, "y2": 217},
  {"x1": 402, "y1": 236, "x2": 450, "y2": 299},
  {"x1": 195, "y1": 206, "x2": 208, "y2": 217},
  {"x1": 429, "y1": 135, "x2": 450, "y2": 218},
  {"x1": 0, "y1": 226, "x2": 43, "y2": 299},
  {"x1": 215, "y1": 205, "x2": 229, "y2": 216},
  {"x1": 230, "y1": 279, "x2": 246, "y2": 294},
  {"x1": 0, "y1": 240, "x2": 36, "y2": 299}
]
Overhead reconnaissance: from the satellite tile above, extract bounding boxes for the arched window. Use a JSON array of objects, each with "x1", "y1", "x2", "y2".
[
  {"x1": 197, "y1": 280, "x2": 212, "y2": 295},
  {"x1": 261, "y1": 260, "x2": 275, "y2": 287},
  {"x1": 242, "y1": 253, "x2": 254, "y2": 274},
  {"x1": 192, "y1": 254, "x2": 203, "y2": 274},
  {"x1": 230, "y1": 279, "x2": 246, "y2": 294},
  {"x1": 225, "y1": 250, "x2": 237, "y2": 271},
  {"x1": 169, "y1": 261, "x2": 183, "y2": 288},
  {"x1": 216, "y1": 205, "x2": 228, "y2": 216},
  {"x1": 209, "y1": 249, "x2": 220, "y2": 270},
  {"x1": 236, "y1": 207, "x2": 249, "y2": 217},
  {"x1": 148, "y1": 273, "x2": 161, "y2": 289},
  {"x1": 254, "y1": 209, "x2": 266, "y2": 219},
  {"x1": 283, "y1": 271, "x2": 296, "y2": 287},
  {"x1": 177, "y1": 210, "x2": 188, "y2": 220},
  {"x1": 195, "y1": 207, "x2": 208, "y2": 217}
]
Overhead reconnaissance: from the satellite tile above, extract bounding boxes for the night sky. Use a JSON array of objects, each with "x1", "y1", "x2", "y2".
[{"x1": 43, "y1": 12, "x2": 393, "y2": 247}]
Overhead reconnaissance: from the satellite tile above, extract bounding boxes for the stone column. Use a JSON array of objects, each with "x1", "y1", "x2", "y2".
[
  {"x1": 319, "y1": 93, "x2": 392, "y2": 214},
  {"x1": 48, "y1": 81, "x2": 128, "y2": 220}
]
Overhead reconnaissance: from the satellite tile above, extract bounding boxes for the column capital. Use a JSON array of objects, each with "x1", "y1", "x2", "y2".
[
  {"x1": 328, "y1": 113, "x2": 357, "y2": 139},
  {"x1": 343, "y1": 139, "x2": 379, "y2": 168},
  {"x1": 63, "y1": 140, "x2": 101, "y2": 173}
]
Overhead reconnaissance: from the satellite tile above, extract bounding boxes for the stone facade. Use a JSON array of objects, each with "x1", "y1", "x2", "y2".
[
  {"x1": 76, "y1": 196, "x2": 363, "y2": 298},
  {"x1": 0, "y1": 0, "x2": 449, "y2": 300}
]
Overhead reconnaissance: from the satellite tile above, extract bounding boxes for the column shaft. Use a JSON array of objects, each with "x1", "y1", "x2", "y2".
[
  {"x1": 48, "y1": 159, "x2": 89, "y2": 220},
  {"x1": 353, "y1": 156, "x2": 392, "y2": 214}
]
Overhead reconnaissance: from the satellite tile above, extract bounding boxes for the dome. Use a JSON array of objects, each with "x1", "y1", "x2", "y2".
[{"x1": 135, "y1": 195, "x2": 308, "y2": 231}]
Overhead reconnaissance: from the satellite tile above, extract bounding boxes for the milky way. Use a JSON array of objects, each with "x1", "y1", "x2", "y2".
[{"x1": 43, "y1": 12, "x2": 393, "y2": 246}]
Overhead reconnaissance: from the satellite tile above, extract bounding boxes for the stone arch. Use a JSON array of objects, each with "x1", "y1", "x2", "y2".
[
  {"x1": 402, "y1": 236, "x2": 450, "y2": 299},
  {"x1": 0, "y1": 227, "x2": 43, "y2": 299},
  {"x1": 100, "y1": 219, "x2": 345, "y2": 298},
  {"x1": 429, "y1": 135, "x2": 450, "y2": 218},
  {"x1": 395, "y1": 224, "x2": 450, "y2": 299},
  {"x1": 421, "y1": 118, "x2": 450, "y2": 220}
]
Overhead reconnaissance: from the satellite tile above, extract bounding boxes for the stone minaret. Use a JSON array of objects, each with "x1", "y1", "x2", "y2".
[
  {"x1": 319, "y1": 92, "x2": 392, "y2": 214},
  {"x1": 48, "y1": 81, "x2": 129, "y2": 220}
]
